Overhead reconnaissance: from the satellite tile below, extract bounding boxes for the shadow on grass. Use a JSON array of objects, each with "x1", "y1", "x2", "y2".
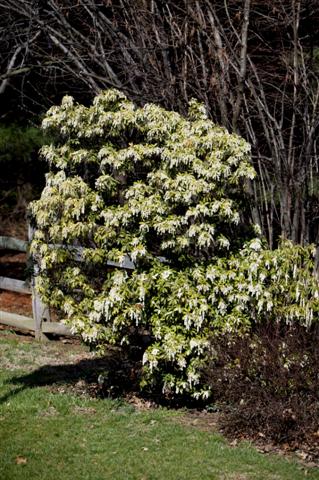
[{"x1": 1, "y1": 350, "x2": 142, "y2": 405}]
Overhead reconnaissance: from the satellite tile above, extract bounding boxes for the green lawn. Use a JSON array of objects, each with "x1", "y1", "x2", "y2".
[{"x1": 0, "y1": 331, "x2": 318, "y2": 480}]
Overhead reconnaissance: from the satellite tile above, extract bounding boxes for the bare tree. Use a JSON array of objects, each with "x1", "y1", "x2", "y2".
[{"x1": 1, "y1": 0, "x2": 319, "y2": 246}]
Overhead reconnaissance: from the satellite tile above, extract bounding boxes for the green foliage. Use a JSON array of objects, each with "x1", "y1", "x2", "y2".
[
  {"x1": 0, "y1": 123, "x2": 48, "y2": 215},
  {"x1": 30, "y1": 90, "x2": 319, "y2": 399},
  {"x1": 0, "y1": 124, "x2": 45, "y2": 165}
]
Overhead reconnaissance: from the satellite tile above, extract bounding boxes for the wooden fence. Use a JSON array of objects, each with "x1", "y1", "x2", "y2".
[
  {"x1": 0, "y1": 226, "x2": 160, "y2": 339},
  {"x1": 0, "y1": 234, "x2": 72, "y2": 339}
]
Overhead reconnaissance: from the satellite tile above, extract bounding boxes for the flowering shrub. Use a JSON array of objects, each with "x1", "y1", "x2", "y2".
[{"x1": 30, "y1": 90, "x2": 319, "y2": 399}]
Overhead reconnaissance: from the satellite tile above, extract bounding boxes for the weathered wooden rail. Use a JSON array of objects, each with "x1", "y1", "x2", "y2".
[
  {"x1": 0, "y1": 234, "x2": 72, "y2": 339},
  {"x1": 0, "y1": 230, "x2": 165, "y2": 339}
]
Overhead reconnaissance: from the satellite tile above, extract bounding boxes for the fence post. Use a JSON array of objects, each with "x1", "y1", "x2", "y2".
[
  {"x1": 31, "y1": 289, "x2": 51, "y2": 341},
  {"x1": 28, "y1": 225, "x2": 51, "y2": 341}
]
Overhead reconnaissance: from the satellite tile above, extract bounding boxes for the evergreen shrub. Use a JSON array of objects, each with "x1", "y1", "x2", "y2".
[
  {"x1": 30, "y1": 90, "x2": 319, "y2": 399},
  {"x1": 0, "y1": 123, "x2": 47, "y2": 217}
]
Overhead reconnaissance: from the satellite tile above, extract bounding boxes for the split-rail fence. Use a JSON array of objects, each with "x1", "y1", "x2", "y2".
[
  {"x1": 0, "y1": 230, "x2": 137, "y2": 340},
  {"x1": 0, "y1": 232, "x2": 72, "y2": 339}
]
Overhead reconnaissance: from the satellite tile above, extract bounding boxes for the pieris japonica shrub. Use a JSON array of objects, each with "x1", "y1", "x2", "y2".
[{"x1": 30, "y1": 90, "x2": 319, "y2": 399}]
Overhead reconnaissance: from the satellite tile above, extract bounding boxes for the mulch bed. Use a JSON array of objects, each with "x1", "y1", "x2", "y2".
[
  {"x1": 0, "y1": 248, "x2": 32, "y2": 316},
  {"x1": 0, "y1": 250, "x2": 28, "y2": 280},
  {"x1": 0, "y1": 290, "x2": 32, "y2": 316}
]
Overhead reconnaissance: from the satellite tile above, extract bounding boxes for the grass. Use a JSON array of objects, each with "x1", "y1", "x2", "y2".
[{"x1": 0, "y1": 330, "x2": 318, "y2": 480}]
